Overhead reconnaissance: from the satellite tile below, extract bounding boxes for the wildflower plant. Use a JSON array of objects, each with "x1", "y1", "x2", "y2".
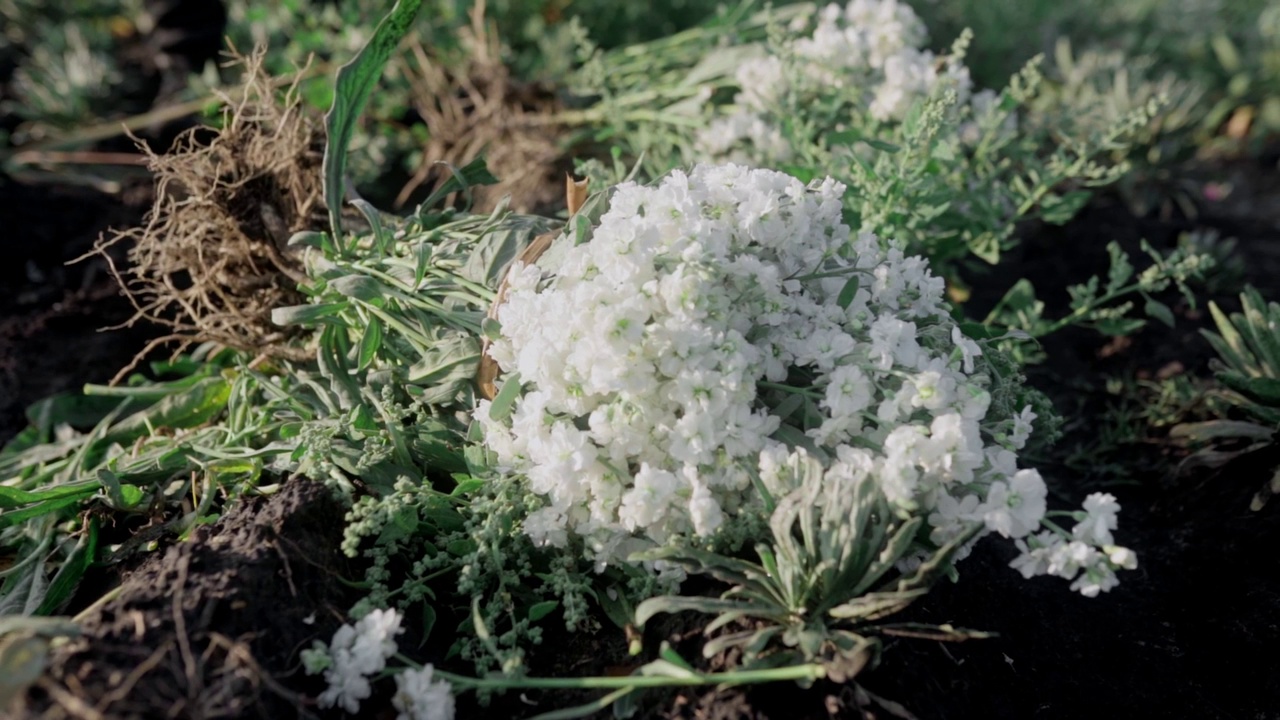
[{"x1": 477, "y1": 162, "x2": 1137, "y2": 597}]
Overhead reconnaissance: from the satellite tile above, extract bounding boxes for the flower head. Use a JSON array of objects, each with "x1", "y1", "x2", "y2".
[{"x1": 394, "y1": 665, "x2": 456, "y2": 720}]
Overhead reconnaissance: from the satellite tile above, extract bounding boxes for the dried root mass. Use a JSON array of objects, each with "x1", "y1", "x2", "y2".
[{"x1": 97, "y1": 47, "x2": 325, "y2": 363}]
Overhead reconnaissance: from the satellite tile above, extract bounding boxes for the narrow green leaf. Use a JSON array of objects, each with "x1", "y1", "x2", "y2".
[
  {"x1": 357, "y1": 317, "x2": 383, "y2": 371},
  {"x1": 525, "y1": 687, "x2": 636, "y2": 720},
  {"x1": 271, "y1": 302, "x2": 347, "y2": 327},
  {"x1": 419, "y1": 604, "x2": 436, "y2": 647},
  {"x1": 1220, "y1": 371, "x2": 1280, "y2": 406},
  {"x1": 658, "y1": 642, "x2": 696, "y2": 671},
  {"x1": 286, "y1": 230, "x2": 329, "y2": 249},
  {"x1": 35, "y1": 519, "x2": 99, "y2": 615},
  {"x1": 420, "y1": 157, "x2": 500, "y2": 209},
  {"x1": 487, "y1": 373, "x2": 523, "y2": 422},
  {"x1": 323, "y1": 0, "x2": 425, "y2": 246},
  {"x1": 0, "y1": 483, "x2": 98, "y2": 510},
  {"x1": 350, "y1": 198, "x2": 389, "y2": 255},
  {"x1": 836, "y1": 275, "x2": 861, "y2": 310},
  {"x1": 0, "y1": 497, "x2": 84, "y2": 530},
  {"x1": 329, "y1": 275, "x2": 388, "y2": 303}
]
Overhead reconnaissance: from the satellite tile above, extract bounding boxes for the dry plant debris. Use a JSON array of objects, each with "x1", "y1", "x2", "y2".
[
  {"x1": 397, "y1": 3, "x2": 568, "y2": 213},
  {"x1": 95, "y1": 47, "x2": 326, "y2": 365}
]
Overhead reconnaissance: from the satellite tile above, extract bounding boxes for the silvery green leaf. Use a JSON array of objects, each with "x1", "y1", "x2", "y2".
[
  {"x1": 827, "y1": 589, "x2": 926, "y2": 621},
  {"x1": 634, "y1": 596, "x2": 763, "y2": 628},
  {"x1": 636, "y1": 658, "x2": 699, "y2": 680}
]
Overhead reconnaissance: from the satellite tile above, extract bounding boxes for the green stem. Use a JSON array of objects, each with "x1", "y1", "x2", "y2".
[
  {"x1": 403, "y1": 657, "x2": 825, "y2": 690},
  {"x1": 759, "y1": 382, "x2": 823, "y2": 399}
]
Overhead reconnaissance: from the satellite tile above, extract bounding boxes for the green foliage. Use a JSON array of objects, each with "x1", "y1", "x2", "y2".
[
  {"x1": 323, "y1": 0, "x2": 424, "y2": 247},
  {"x1": 983, "y1": 239, "x2": 1213, "y2": 364},
  {"x1": 633, "y1": 451, "x2": 983, "y2": 680},
  {"x1": 1201, "y1": 286, "x2": 1280, "y2": 425},
  {"x1": 915, "y1": 0, "x2": 1280, "y2": 151},
  {"x1": 1170, "y1": 286, "x2": 1280, "y2": 510},
  {"x1": 0, "y1": 0, "x2": 130, "y2": 137}
]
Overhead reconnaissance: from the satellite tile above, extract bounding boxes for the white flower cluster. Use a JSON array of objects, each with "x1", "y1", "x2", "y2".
[
  {"x1": 695, "y1": 0, "x2": 976, "y2": 163},
  {"x1": 310, "y1": 608, "x2": 404, "y2": 713},
  {"x1": 305, "y1": 608, "x2": 456, "y2": 718},
  {"x1": 1010, "y1": 492, "x2": 1139, "y2": 596},
  {"x1": 478, "y1": 162, "x2": 1134, "y2": 595},
  {"x1": 394, "y1": 664, "x2": 457, "y2": 720}
]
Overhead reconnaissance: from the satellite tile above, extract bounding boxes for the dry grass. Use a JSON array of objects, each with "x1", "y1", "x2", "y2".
[{"x1": 396, "y1": 1, "x2": 569, "y2": 214}]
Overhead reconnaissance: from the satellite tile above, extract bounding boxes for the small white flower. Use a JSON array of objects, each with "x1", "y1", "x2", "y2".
[
  {"x1": 316, "y1": 608, "x2": 404, "y2": 714},
  {"x1": 981, "y1": 469, "x2": 1047, "y2": 538},
  {"x1": 1008, "y1": 530, "x2": 1061, "y2": 579},
  {"x1": 394, "y1": 665, "x2": 456, "y2": 720},
  {"x1": 1105, "y1": 545, "x2": 1138, "y2": 570},
  {"x1": 689, "y1": 481, "x2": 726, "y2": 536},
  {"x1": 1073, "y1": 492, "x2": 1120, "y2": 545},
  {"x1": 951, "y1": 325, "x2": 983, "y2": 373},
  {"x1": 1008, "y1": 405, "x2": 1037, "y2": 450}
]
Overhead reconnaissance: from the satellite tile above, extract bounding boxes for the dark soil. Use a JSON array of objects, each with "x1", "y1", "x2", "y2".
[
  {"x1": 0, "y1": 176, "x2": 159, "y2": 442},
  {"x1": 22, "y1": 478, "x2": 352, "y2": 720}
]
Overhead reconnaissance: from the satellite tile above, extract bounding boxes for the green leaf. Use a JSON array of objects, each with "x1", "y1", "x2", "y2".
[
  {"x1": 286, "y1": 230, "x2": 330, "y2": 250},
  {"x1": 836, "y1": 275, "x2": 861, "y2": 310},
  {"x1": 271, "y1": 302, "x2": 347, "y2": 327},
  {"x1": 524, "y1": 687, "x2": 637, "y2": 720},
  {"x1": 1104, "y1": 241, "x2": 1135, "y2": 295},
  {"x1": 658, "y1": 642, "x2": 696, "y2": 671},
  {"x1": 419, "y1": 604, "x2": 437, "y2": 647},
  {"x1": 527, "y1": 601, "x2": 558, "y2": 623},
  {"x1": 634, "y1": 596, "x2": 762, "y2": 628},
  {"x1": 1219, "y1": 370, "x2": 1280, "y2": 406},
  {"x1": 637, "y1": 658, "x2": 700, "y2": 680},
  {"x1": 1040, "y1": 190, "x2": 1091, "y2": 225},
  {"x1": 357, "y1": 317, "x2": 384, "y2": 371},
  {"x1": 929, "y1": 142, "x2": 955, "y2": 161},
  {"x1": 420, "y1": 157, "x2": 500, "y2": 209},
  {"x1": 594, "y1": 583, "x2": 634, "y2": 631},
  {"x1": 323, "y1": 0, "x2": 425, "y2": 247},
  {"x1": 447, "y1": 539, "x2": 477, "y2": 557},
  {"x1": 97, "y1": 470, "x2": 145, "y2": 511},
  {"x1": 350, "y1": 198, "x2": 389, "y2": 255},
  {"x1": 0, "y1": 483, "x2": 99, "y2": 510},
  {"x1": 487, "y1": 373, "x2": 523, "y2": 422},
  {"x1": 450, "y1": 477, "x2": 485, "y2": 496},
  {"x1": 984, "y1": 279, "x2": 1044, "y2": 331},
  {"x1": 35, "y1": 519, "x2": 99, "y2": 615},
  {"x1": 329, "y1": 275, "x2": 389, "y2": 303},
  {"x1": 0, "y1": 497, "x2": 84, "y2": 530},
  {"x1": 103, "y1": 376, "x2": 230, "y2": 445},
  {"x1": 23, "y1": 393, "x2": 131, "y2": 435},
  {"x1": 1093, "y1": 317, "x2": 1146, "y2": 336},
  {"x1": 1144, "y1": 297, "x2": 1176, "y2": 328}
]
